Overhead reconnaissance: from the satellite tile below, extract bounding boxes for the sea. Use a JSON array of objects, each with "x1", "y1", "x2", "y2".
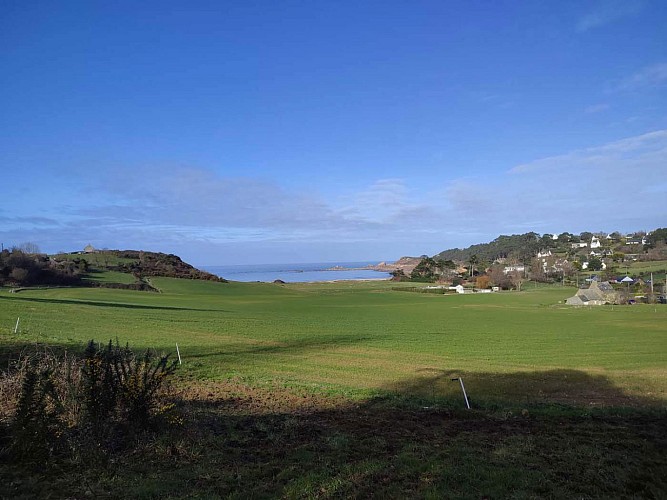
[{"x1": 203, "y1": 261, "x2": 392, "y2": 283}]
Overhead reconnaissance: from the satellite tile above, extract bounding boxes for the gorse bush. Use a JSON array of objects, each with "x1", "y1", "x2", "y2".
[
  {"x1": 11, "y1": 362, "x2": 62, "y2": 459},
  {"x1": 0, "y1": 340, "x2": 179, "y2": 463},
  {"x1": 82, "y1": 340, "x2": 178, "y2": 430}
]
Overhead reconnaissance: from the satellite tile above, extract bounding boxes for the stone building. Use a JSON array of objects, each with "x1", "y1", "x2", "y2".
[{"x1": 565, "y1": 280, "x2": 620, "y2": 306}]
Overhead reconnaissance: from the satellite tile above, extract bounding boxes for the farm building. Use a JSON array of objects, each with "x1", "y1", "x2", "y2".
[{"x1": 565, "y1": 280, "x2": 620, "y2": 306}]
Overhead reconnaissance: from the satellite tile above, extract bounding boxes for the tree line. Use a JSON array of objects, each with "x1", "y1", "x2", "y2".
[{"x1": 0, "y1": 248, "x2": 87, "y2": 287}]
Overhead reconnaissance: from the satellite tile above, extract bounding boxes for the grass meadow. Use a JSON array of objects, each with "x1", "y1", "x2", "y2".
[
  {"x1": 1, "y1": 275, "x2": 666, "y2": 497},
  {"x1": 1, "y1": 276, "x2": 665, "y2": 404}
]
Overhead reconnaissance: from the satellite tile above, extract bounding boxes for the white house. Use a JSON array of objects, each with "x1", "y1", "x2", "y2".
[
  {"x1": 571, "y1": 242, "x2": 588, "y2": 248},
  {"x1": 590, "y1": 237, "x2": 601, "y2": 249},
  {"x1": 503, "y1": 265, "x2": 525, "y2": 274},
  {"x1": 537, "y1": 249, "x2": 552, "y2": 258}
]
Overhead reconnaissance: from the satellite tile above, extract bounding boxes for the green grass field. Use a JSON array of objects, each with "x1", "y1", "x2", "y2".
[
  {"x1": 1, "y1": 279, "x2": 666, "y2": 498},
  {"x1": 1, "y1": 278, "x2": 665, "y2": 406}
]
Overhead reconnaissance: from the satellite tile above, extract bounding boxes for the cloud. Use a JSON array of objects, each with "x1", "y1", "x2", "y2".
[
  {"x1": 89, "y1": 168, "x2": 343, "y2": 231},
  {"x1": 616, "y1": 62, "x2": 667, "y2": 91},
  {"x1": 496, "y1": 130, "x2": 667, "y2": 232},
  {"x1": 3, "y1": 131, "x2": 666, "y2": 262},
  {"x1": 584, "y1": 103, "x2": 610, "y2": 114},
  {"x1": 0, "y1": 216, "x2": 59, "y2": 226},
  {"x1": 424, "y1": 130, "x2": 667, "y2": 241},
  {"x1": 337, "y1": 179, "x2": 423, "y2": 222},
  {"x1": 576, "y1": 0, "x2": 644, "y2": 32},
  {"x1": 35, "y1": 169, "x2": 448, "y2": 251}
]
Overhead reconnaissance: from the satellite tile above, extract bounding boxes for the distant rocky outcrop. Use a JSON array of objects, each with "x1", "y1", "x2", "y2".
[{"x1": 365, "y1": 257, "x2": 423, "y2": 275}]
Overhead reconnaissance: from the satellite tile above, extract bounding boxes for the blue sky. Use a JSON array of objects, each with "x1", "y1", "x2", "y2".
[{"x1": 1, "y1": 0, "x2": 666, "y2": 265}]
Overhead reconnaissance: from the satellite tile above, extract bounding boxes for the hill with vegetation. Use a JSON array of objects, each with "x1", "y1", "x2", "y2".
[
  {"x1": 98, "y1": 250, "x2": 224, "y2": 282},
  {"x1": 0, "y1": 247, "x2": 225, "y2": 289},
  {"x1": 435, "y1": 228, "x2": 667, "y2": 264}
]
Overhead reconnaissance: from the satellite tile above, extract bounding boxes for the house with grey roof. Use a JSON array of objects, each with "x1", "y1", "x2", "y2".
[{"x1": 565, "y1": 280, "x2": 620, "y2": 306}]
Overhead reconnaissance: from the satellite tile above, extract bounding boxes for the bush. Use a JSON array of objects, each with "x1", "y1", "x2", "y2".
[
  {"x1": 11, "y1": 362, "x2": 62, "y2": 459},
  {"x1": 82, "y1": 340, "x2": 178, "y2": 430},
  {"x1": 1, "y1": 341, "x2": 179, "y2": 463}
]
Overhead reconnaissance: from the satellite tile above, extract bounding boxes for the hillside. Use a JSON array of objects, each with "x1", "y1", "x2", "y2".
[
  {"x1": 101, "y1": 250, "x2": 224, "y2": 282},
  {"x1": 1, "y1": 248, "x2": 226, "y2": 289},
  {"x1": 434, "y1": 228, "x2": 667, "y2": 264}
]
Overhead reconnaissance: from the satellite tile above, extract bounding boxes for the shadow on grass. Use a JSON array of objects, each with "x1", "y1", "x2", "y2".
[
  {"x1": 0, "y1": 295, "x2": 223, "y2": 313},
  {"x1": 155, "y1": 372, "x2": 665, "y2": 499},
  {"x1": 1, "y1": 339, "x2": 665, "y2": 499},
  {"x1": 185, "y1": 334, "x2": 380, "y2": 360},
  {"x1": 391, "y1": 367, "x2": 664, "y2": 408}
]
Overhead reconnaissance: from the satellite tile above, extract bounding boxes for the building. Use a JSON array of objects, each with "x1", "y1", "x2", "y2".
[
  {"x1": 503, "y1": 265, "x2": 525, "y2": 274},
  {"x1": 565, "y1": 280, "x2": 620, "y2": 306}
]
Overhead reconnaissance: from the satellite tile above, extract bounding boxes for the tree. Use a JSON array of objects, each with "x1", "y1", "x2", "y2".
[
  {"x1": 16, "y1": 242, "x2": 41, "y2": 254},
  {"x1": 475, "y1": 275, "x2": 491, "y2": 289},
  {"x1": 587, "y1": 257, "x2": 603, "y2": 271},
  {"x1": 539, "y1": 234, "x2": 556, "y2": 249},
  {"x1": 530, "y1": 258, "x2": 548, "y2": 282},
  {"x1": 390, "y1": 269, "x2": 407, "y2": 281},
  {"x1": 10, "y1": 267, "x2": 29, "y2": 283},
  {"x1": 508, "y1": 270, "x2": 526, "y2": 291},
  {"x1": 489, "y1": 265, "x2": 512, "y2": 289},
  {"x1": 410, "y1": 257, "x2": 439, "y2": 282},
  {"x1": 561, "y1": 260, "x2": 576, "y2": 278},
  {"x1": 647, "y1": 228, "x2": 667, "y2": 247},
  {"x1": 612, "y1": 252, "x2": 625, "y2": 262},
  {"x1": 468, "y1": 254, "x2": 479, "y2": 277}
]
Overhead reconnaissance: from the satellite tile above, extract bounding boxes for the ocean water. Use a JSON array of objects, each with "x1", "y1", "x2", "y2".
[{"x1": 203, "y1": 261, "x2": 391, "y2": 283}]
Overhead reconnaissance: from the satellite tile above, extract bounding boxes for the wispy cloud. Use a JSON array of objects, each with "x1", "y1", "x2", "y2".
[
  {"x1": 2, "y1": 131, "x2": 666, "y2": 261},
  {"x1": 616, "y1": 62, "x2": 667, "y2": 91},
  {"x1": 584, "y1": 103, "x2": 610, "y2": 114},
  {"x1": 499, "y1": 130, "x2": 667, "y2": 231},
  {"x1": 335, "y1": 179, "x2": 437, "y2": 227},
  {"x1": 576, "y1": 0, "x2": 644, "y2": 32},
  {"x1": 430, "y1": 130, "x2": 667, "y2": 239},
  {"x1": 0, "y1": 216, "x2": 59, "y2": 226}
]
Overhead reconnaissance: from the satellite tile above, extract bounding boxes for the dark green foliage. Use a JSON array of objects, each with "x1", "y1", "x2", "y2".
[
  {"x1": 389, "y1": 269, "x2": 407, "y2": 281},
  {"x1": 410, "y1": 257, "x2": 452, "y2": 282},
  {"x1": 82, "y1": 340, "x2": 178, "y2": 431},
  {"x1": 588, "y1": 257, "x2": 603, "y2": 271},
  {"x1": 0, "y1": 249, "x2": 85, "y2": 286},
  {"x1": 435, "y1": 232, "x2": 542, "y2": 263},
  {"x1": 6, "y1": 341, "x2": 179, "y2": 464},
  {"x1": 647, "y1": 227, "x2": 667, "y2": 246},
  {"x1": 11, "y1": 362, "x2": 63, "y2": 460},
  {"x1": 109, "y1": 250, "x2": 225, "y2": 281}
]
